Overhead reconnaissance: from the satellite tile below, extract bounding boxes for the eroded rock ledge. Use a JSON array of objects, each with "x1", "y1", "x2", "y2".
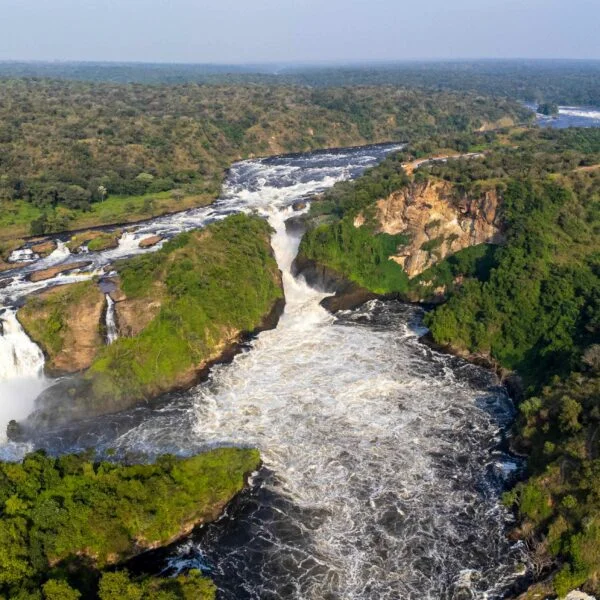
[
  {"x1": 360, "y1": 180, "x2": 504, "y2": 278},
  {"x1": 16, "y1": 214, "x2": 285, "y2": 431}
]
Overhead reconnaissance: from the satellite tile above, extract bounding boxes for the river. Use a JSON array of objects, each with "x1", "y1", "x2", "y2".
[
  {"x1": 0, "y1": 144, "x2": 527, "y2": 598},
  {"x1": 532, "y1": 104, "x2": 600, "y2": 128}
]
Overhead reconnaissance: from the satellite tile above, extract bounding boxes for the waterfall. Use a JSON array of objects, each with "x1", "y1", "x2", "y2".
[
  {"x1": 83, "y1": 153, "x2": 525, "y2": 599},
  {"x1": 105, "y1": 295, "x2": 118, "y2": 344},
  {"x1": 0, "y1": 144, "x2": 527, "y2": 595},
  {"x1": 8, "y1": 248, "x2": 39, "y2": 263},
  {"x1": 0, "y1": 309, "x2": 45, "y2": 380},
  {"x1": 34, "y1": 240, "x2": 71, "y2": 266},
  {"x1": 0, "y1": 308, "x2": 47, "y2": 443}
]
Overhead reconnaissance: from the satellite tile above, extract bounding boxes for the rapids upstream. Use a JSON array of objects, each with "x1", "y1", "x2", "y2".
[{"x1": 0, "y1": 144, "x2": 528, "y2": 598}]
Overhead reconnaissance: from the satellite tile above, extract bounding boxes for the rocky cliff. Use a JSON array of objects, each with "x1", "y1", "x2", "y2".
[
  {"x1": 19, "y1": 281, "x2": 106, "y2": 374},
  {"x1": 18, "y1": 215, "x2": 285, "y2": 429},
  {"x1": 361, "y1": 180, "x2": 504, "y2": 278}
]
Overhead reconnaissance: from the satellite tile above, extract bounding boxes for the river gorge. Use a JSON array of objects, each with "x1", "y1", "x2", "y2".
[{"x1": 0, "y1": 144, "x2": 531, "y2": 598}]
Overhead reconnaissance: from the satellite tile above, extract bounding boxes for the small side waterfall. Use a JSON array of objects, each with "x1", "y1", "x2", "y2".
[
  {"x1": 8, "y1": 248, "x2": 39, "y2": 263},
  {"x1": 105, "y1": 295, "x2": 118, "y2": 344}
]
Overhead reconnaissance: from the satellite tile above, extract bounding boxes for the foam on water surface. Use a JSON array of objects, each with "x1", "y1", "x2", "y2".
[{"x1": 0, "y1": 143, "x2": 528, "y2": 598}]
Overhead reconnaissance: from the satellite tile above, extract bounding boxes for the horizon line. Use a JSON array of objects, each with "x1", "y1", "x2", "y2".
[{"x1": 1, "y1": 57, "x2": 600, "y2": 68}]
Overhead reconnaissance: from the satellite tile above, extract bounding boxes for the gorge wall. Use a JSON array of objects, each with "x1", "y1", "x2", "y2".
[{"x1": 359, "y1": 180, "x2": 504, "y2": 278}]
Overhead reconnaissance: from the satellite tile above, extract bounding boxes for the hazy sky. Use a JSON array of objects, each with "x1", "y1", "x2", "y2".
[{"x1": 2, "y1": 0, "x2": 599, "y2": 63}]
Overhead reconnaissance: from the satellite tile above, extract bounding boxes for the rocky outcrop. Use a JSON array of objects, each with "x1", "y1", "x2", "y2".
[
  {"x1": 18, "y1": 215, "x2": 285, "y2": 428},
  {"x1": 361, "y1": 180, "x2": 504, "y2": 278},
  {"x1": 138, "y1": 235, "x2": 163, "y2": 248},
  {"x1": 18, "y1": 281, "x2": 106, "y2": 374},
  {"x1": 28, "y1": 261, "x2": 92, "y2": 282},
  {"x1": 292, "y1": 254, "x2": 377, "y2": 312},
  {"x1": 30, "y1": 240, "x2": 57, "y2": 257},
  {"x1": 67, "y1": 230, "x2": 121, "y2": 253},
  {"x1": 109, "y1": 280, "x2": 164, "y2": 337}
]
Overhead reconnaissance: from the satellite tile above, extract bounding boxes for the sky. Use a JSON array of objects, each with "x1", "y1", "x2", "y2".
[{"x1": 2, "y1": 0, "x2": 599, "y2": 63}]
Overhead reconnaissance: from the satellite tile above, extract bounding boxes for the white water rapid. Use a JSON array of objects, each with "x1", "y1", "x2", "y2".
[{"x1": 0, "y1": 145, "x2": 529, "y2": 598}]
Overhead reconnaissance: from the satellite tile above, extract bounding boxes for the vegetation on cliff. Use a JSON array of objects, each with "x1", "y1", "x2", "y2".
[
  {"x1": 299, "y1": 221, "x2": 409, "y2": 295},
  {"x1": 300, "y1": 127, "x2": 600, "y2": 594},
  {"x1": 425, "y1": 178, "x2": 599, "y2": 386},
  {"x1": 298, "y1": 152, "x2": 412, "y2": 294},
  {"x1": 0, "y1": 447, "x2": 259, "y2": 599},
  {"x1": 86, "y1": 214, "x2": 283, "y2": 408},
  {"x1": 19, "y1": 281, "x2": 105, "y2": 373},
  {"x1": 0, "y1": 79, "x2": 529, "y2": 239}
]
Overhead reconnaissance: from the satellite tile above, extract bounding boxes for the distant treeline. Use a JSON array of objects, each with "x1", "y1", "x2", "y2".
[
  {"x1": 0, "y1": 79, "x2": 529, "y2": 235},
  {"x1": 1, "y1": 60, "x2": 599, "y2": 105}
]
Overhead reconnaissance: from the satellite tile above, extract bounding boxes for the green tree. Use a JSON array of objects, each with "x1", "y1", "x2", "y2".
[{"x1": 42, "y1": 580, "x2": 81, "y2": 600}]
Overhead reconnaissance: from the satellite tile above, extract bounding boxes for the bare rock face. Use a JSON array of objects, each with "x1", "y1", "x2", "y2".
[
  {"x1": 28, "y1": 261, "x2": 92, "y2": 283},
  {"x1": 18, "y1": 281, "x2": 105, "y2": 374},
  {"x1": 366, "y1": 180, "x2": 504, "y2": 278},
  {"x1": 30, "y1": 240, "x2": 57, "y2": 257},
  {"x1": 114, "y1": 293, "x2": 163, "y2": 337}
]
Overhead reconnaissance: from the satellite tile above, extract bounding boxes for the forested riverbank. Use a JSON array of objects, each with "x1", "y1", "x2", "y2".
[
  {"x1": 0, "y1": 447, "x2": 259, "y2": 599},
  {"x1": 0, "y1": 141, "x2": 530, "y2": 599},
  {"x1": 2, "y1": 67, "x2": 599, "y2": 597},
  {"x1": 296, "y1": 126, "x2": 600, "y2": 596},
  {"x1": 0, "y1": 78, "x2": 529, "y2": 248}
]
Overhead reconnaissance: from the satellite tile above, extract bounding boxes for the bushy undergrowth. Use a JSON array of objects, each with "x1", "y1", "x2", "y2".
[{"x1": 299, "y1": 218, "x2": 409, "y2": 294}]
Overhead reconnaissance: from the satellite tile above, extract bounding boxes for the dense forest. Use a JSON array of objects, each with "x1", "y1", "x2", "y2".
[
  {"x1": 299, "y1": 127, "x2": 600, "y2": 595},
  {"x1": 0, "y1": 79, "x2": 530, "y2": 240},
  {"x1": 1, "y1": 64, "x2": 599, "y2": 596},
  {"x1": 0, "y1": 447, "x2": 259, "y2": 599},
  {"x1": 1, "y1": 60, "x2": 599, "y2": 105}
]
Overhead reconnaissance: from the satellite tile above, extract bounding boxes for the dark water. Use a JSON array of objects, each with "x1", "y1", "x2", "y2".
[{"x1": 2, "y1": 143, "x2": 531, "y2": 598}]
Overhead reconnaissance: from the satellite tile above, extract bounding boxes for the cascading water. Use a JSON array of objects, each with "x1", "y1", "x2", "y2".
[
  {"x1": 0, "y1": 308, "x2": 47, "y2": 445},
  {"x1": 0, "y1": 144, "x2": 529, "y2": 598},
  {"x1": 105, "y1": 294, "x2": 118, "y2": 344},
  {"x1": 0, "y1": 309, "x2": 44, "y2": 380}
]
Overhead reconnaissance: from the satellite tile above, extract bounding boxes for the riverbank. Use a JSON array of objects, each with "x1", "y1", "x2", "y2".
[
  {"x1": 1, "y1": 142, "x2": 533, "y2": 599},
  {"x1": 14, "y1": 214, "x2": 285, "y2": 432},
  {"x1": 0, "y1": 447, "x2": 260, "y2": 599},
  {"x1": 0, "y1": 191, "x2": 215, "y2": 244}
]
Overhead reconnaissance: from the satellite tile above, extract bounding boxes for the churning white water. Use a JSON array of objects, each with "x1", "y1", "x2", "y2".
[
  {"x1": 0, "y1": 145, "x2": 528, "y2": 598},
  {"x1": 105, "y1": 295, "x2": 118, "y2": 344},
  {"x1": 0, "y1": 309, "x2": 47, "y2": 444}
]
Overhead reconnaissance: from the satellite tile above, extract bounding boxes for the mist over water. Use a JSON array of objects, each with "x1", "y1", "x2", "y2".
[
  {"x1": 0, "y1": 144, "x2": 529, "y2": 597},
  {"x1": 0, "y1": 309, "x2": 47, "y2": 445}
]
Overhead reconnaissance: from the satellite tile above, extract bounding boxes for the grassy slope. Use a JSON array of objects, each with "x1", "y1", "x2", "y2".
[
  {"x1": 0, "y1": 448, "x2": 259, "y2": 599},
  {"x1": 86, "y1": 214, "x2": 283, "y2": 408}
]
